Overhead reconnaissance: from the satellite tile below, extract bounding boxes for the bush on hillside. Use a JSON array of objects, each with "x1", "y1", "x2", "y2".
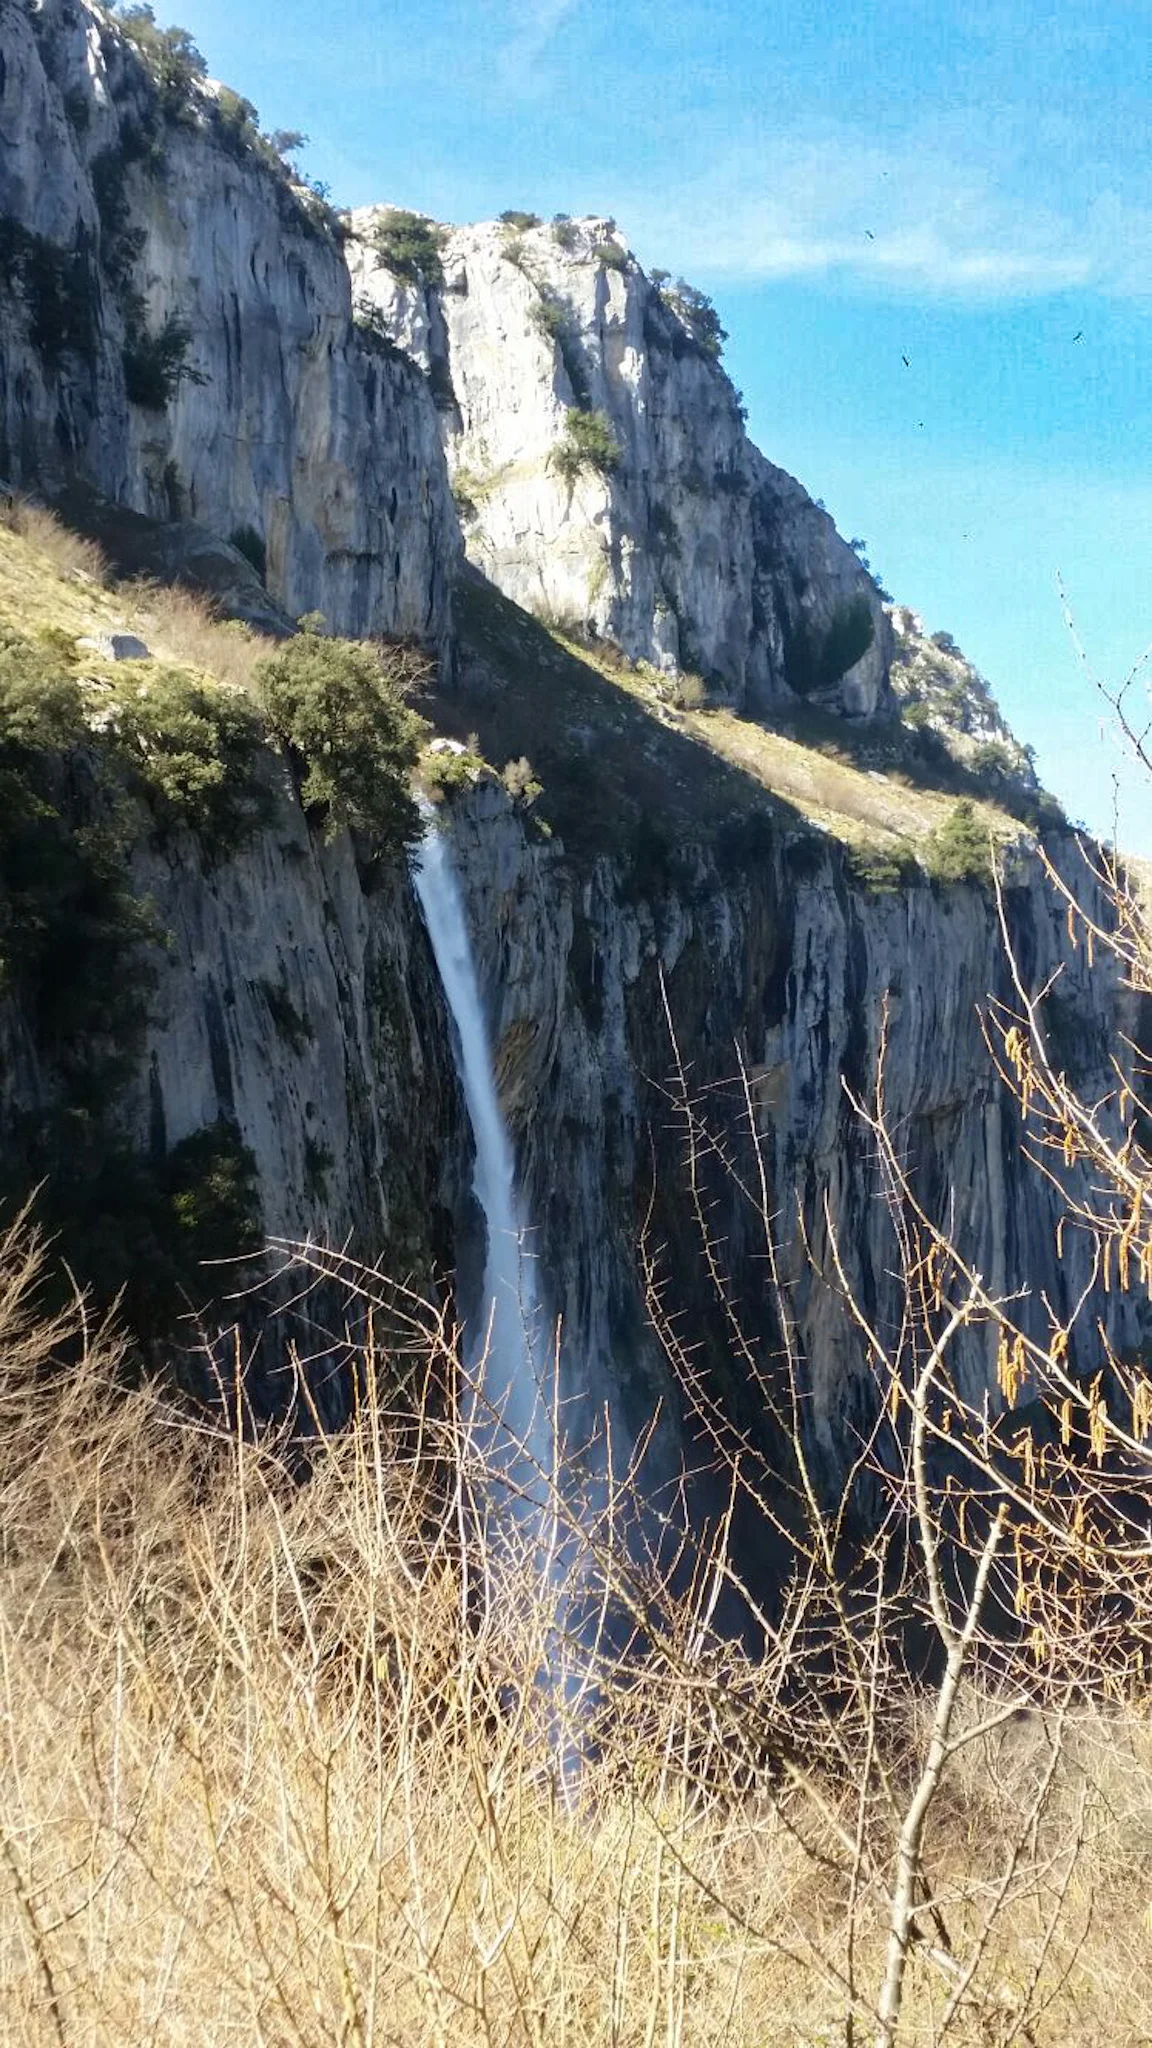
[
  {"x1": 531, "y1": 292, "x2": 591, "y2": 407},
  {"x1": 655, "y1": 276, "x2": 727, "y2": 360},
  {"x1": 111, "y1": 666, "x2": 274, "y2": 858},
  {"x1": 123, "y1": 311, "x2": 204, "y2": 409},
  {"x1": 256, "y1": 630, "x2": 427, "y2": 850},
  {"x1": 0, "y1": 629, "x2": 157, "y2": 1102},
  {"x1": 923, "y1": 798, "x2": 994, "y2": 885},
  {"x1": 371, "y1": 210, "x2": 446, "y2": 288},
  {"x1": 115, "y1": 4, "x2": 207, "y2": 119},
  {"x1": 554, "y1": 407, "x2": 621, "y2": 484},
  {"x1": 0, "y1": 218, "x2": 99, "y2": 366}
]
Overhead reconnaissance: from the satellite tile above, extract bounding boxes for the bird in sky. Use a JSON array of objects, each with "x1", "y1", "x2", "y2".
[
  {"x1": 902, "y1": 354, "x2": 911, "y2": 367},
  {"x1": 1073, "y1": 330, "x2": 1084, "y2": 342},
  {"x1": 865, "y1": 229, "x2": 875, "y2": 240}
]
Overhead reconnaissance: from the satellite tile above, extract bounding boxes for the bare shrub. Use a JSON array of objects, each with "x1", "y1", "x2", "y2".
[{"x1": 0, "y1": 496, "x2": 108, "y2": 584}]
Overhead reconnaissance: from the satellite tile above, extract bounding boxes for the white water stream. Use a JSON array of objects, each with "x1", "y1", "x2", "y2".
[{"x1": 411, "y1": 816, "x2": 555, "y2": 1523}]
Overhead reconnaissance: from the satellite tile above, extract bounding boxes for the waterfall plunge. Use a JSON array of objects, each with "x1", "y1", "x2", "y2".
[
  {"x1": 412, "y1": 817, "x2": 555, "y2": 1525},
  {"x1": 413, "y1": 811, "x2": 641, "y2": 1774}
]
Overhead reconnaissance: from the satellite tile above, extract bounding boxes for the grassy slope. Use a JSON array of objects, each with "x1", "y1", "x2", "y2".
[
  {"x1": 437, "y1": 574, "x2": 1026, "y2": 871},
  {"x1": 0, "y1": 507, "x2": 268, "y2": 698},
  {"x1": 0, "y1": 511, "x2": 1030, "y2": 881}
]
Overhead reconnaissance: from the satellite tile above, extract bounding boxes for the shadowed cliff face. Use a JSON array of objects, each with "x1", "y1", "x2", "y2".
[
  {"x1": 435, "y1": 780, "x2": 1149, "y2": 1512},
  {"x1": 0, "y1": 0, "x2": 458, "y2": 648},
  {"x1": 347, "y1": 214, "x2": 893, "y2": 721}
]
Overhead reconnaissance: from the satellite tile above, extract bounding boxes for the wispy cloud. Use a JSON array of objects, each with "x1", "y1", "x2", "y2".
[
  {"x1": 497, "y1": 0, "x2": 580, "y2": 94},
  {"x1": 623, "y1": 127, "x2": 1152, "y2": 301}
]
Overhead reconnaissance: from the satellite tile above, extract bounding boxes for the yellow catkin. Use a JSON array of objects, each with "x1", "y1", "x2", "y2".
[
  {"x1": 1022, "y1": 1432, "x2": 1036, "y2": 1493},
  {"x1": 1133, "y1": 1378, "x2": 1152, "y2": 1442},
  {"x1": 1089, "y1": 1375, "x2": 1107, "y2": 1464}
]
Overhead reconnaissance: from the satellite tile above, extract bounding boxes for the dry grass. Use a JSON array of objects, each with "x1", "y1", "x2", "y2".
[
  {"x1": 1, "y1": 1221, "x2": 1150, "y2": 2047},
  {"x1": 0, "y1": 501, "x2": 270, "y2": 696},
  {"x1": 550, "y1": 626, "x2": 1017, "y2": 855},
  {"x1": 0, "y1": 497, "x2": 110, "y2": 587},
  {"x1": 123, "y1": 579, "x2": 267, "y2": 694}
]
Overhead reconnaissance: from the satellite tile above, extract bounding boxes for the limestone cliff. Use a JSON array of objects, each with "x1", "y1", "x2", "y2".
[
  {"x1": 0, "y1": 0, "x2": 457, "y2": 645},
  {"x1": 438, "y1": 777, "x2": 1145, "y2": 1501},
  {"x1": 348, "y1": 212, "x2": 892, "y2": 719}
]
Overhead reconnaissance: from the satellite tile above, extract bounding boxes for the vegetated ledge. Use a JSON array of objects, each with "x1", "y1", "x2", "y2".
[
  {"x1": 427, "y1": 569, "x2": 1057, "y2": 889},
  {"x1": 0, "y1": 502, "x2": 438, "y2": 1357}
]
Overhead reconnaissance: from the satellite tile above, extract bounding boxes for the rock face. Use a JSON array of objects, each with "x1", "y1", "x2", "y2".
[
  {"x1": 348, "y1": 214, "x2": 892, "y2": 718},
  {"x1": 440, "y1": 784, "x2": 1147, "y2": 1503},
  {"x1": 0, "y1": 0, "x2": 458, "y2": 647},
  {"x1": 888, "y1": 605, "x2": 1040, "y2": 793}
]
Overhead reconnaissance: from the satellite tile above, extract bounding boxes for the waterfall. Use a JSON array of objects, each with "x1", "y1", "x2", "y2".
[{"x1": 411, "y1": 815, "x2": 554, "y2": 1523}]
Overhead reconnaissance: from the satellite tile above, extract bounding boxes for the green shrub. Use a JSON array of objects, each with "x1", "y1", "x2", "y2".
[
  {"x1": 714, "y1": 809, "x2": 778, "y2": 878},
  {"x1": 303, "y1": 1136, "x2": 334, "y2": 1203},
  {"x1": 656, "y1": 278, "x2": 727, "y2": 360},
  {"x1": 230, "y1": 524, "x2": 267, "y2": 581},
  {"x1": 256, "y1": 631, "x2": 427, "y2": 851},
  {"x1": 499, "y1": 210, "x2": 540, "y2": 232},
  {"x1": 923, "y1": 800, "x2": 994, "y2": 887},
  {"x1": 351, "y1": 297, "x2": 405, "y2": 356},
  {"x1": 847, "y1": 839, "x2": 918, "y2": 893},
  {"x1": 91, "y1": 144, "x2": 148, "y2": 289},
  {"x1": 554, "y1": 407, "x2": 621, "y2": 484},
  {"x1": 970, "y1": 739, "x2": 1017, "y2": 781},
  {"x1": 421, "y1": 746, "x2": 481, "y2": 799},
  {"x1": 594, "y1": 240, "x2": 628, "y2": 272},
  {"x1": 0, "y1": 629, "x2": 157, "y2": 1104},
  {"x1": 531, "y1": 292, "x2": 591, "y2": 406},
  {"x1": 211, "y1": 86, "x2": 263, "y2": 158},
  {"x1": 258, "y1": 973, "x2": 313, "y2": 1053},
  {"x1": 123, "y1": 311, "x2": 205, "y2": 409},
  {"x1": 0, "y1": 218, "x2": 99, "y2": 366},
  {"x1": 110, "y1": 666, "x2": 274, "y2": 858},
  {"x1": 3, "y1": 1113, "x2": 263, "y2": 1340},
  {"x1": 371, "y1": 209, "x2": 446, "y2": 288},
  {"x1": 901, "y1": 698, "x2": 933, "y2": 729},
  {"x1": 551, "y1": 215, "x2": 579, "y2": 252},
  {"x1": 115, "y1": 4, "x2": 206, "y2": 120}
]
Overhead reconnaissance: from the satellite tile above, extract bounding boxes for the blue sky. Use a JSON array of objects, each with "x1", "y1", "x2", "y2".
[{"x1": 162, "y1": 0, "x2": 1150, "y2": 850}]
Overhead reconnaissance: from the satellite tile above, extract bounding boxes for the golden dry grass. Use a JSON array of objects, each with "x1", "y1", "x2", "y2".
[
  {"x1": 0, "y1": 501, "x2": 269, "y2": 696},
  {"x1": 1, "y1": 1219, "x2": 1149, "y2": 2047},
  {"x1": 549, "y1": 627, "x2": 1017, "y2": 857}
]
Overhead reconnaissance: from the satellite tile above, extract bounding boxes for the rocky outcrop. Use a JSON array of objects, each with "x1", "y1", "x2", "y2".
[
  {"x1": 348, "y1": 213, "x2": 892, "y2": 719},
  {"x1": 888, "y1": 605, "x2": 1039, "y2": 793},
  {"x1": 0, "y1": 0, "x2": 457, "y2": 647}
]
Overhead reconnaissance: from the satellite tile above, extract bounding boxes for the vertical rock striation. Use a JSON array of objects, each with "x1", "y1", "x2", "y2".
[
  {"x1": 349, "y1": 212, "x2": 892, "y2": 717},
  {"x1": 0, "y1": 0, "x2": 458, "y2": 646}
]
